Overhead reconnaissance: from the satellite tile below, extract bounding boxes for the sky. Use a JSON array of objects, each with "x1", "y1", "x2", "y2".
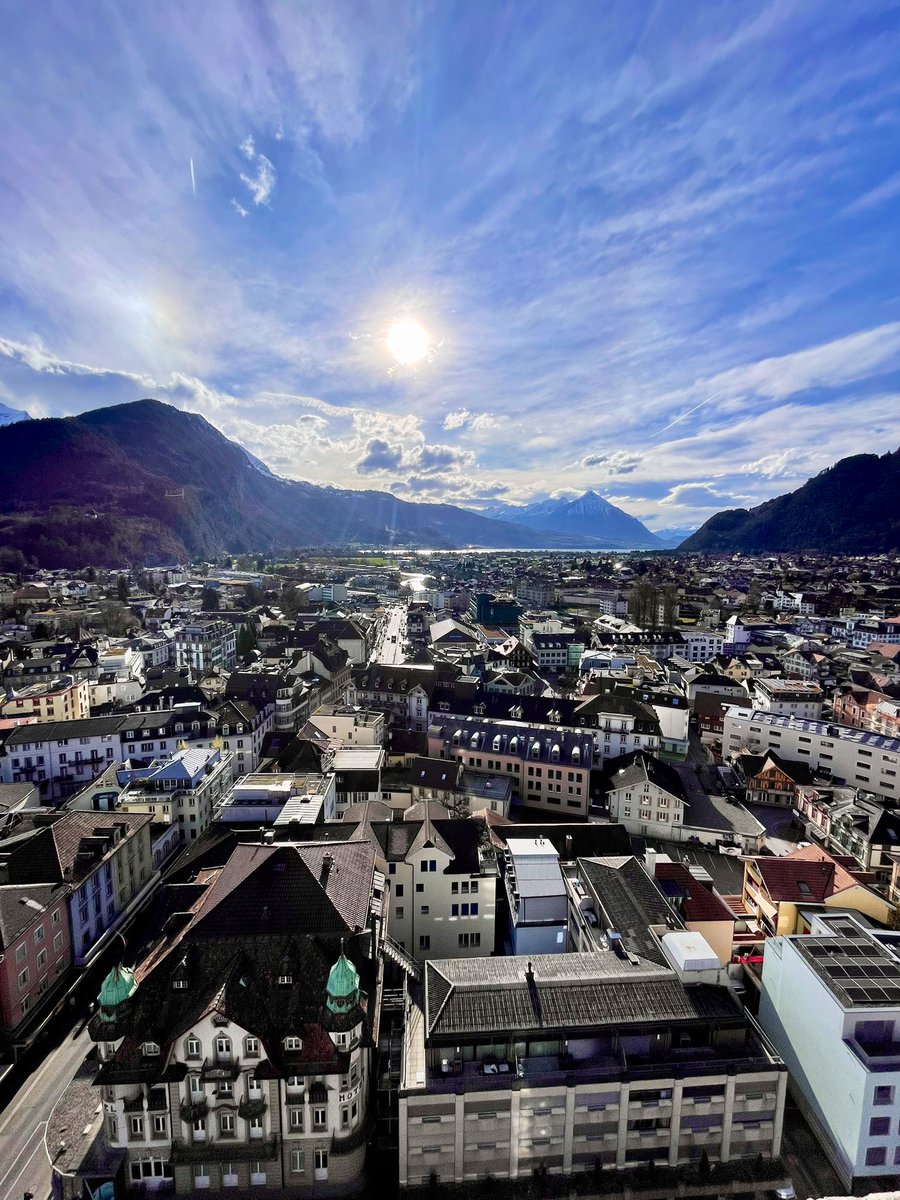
[{"x1": 1, "y1": 1, "x2": 899, "y2": 534}]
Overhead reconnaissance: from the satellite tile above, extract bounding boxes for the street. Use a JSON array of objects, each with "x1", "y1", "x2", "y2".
[
  {"x1": 373, "y1": 604, "x2": 407, "y2": 664},
  {"x1": 0, "y1": 1018, "x2": 93, "y2": 1200}
]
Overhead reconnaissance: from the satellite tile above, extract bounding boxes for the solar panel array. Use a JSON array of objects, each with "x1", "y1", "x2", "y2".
[{"x1": 800, "y1": 923, "x2": 900, "y2": 1007}]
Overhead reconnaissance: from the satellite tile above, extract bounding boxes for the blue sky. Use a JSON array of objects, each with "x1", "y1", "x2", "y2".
[{"x1": 1, "y1": 1, "x2": 899, "y2": 532}]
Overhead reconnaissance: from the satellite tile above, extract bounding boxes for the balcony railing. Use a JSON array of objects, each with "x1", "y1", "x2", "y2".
[
  {"x1": 180, "y1": 1099, "x2": 208, "y2": 1122},
  {"x1": 238, "y1": 1097, "x2": 267, "y2": 1120},
  {"x1": 201, "y1": 1056, "x2": 241, "y2": 1082},
  {"x1": 170, "y1": 1134, "x2": 278, "y2": 1164}
]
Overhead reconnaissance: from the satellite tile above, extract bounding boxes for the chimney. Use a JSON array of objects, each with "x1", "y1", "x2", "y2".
[{"x1": 320, "y1": 851, "x2": 335, "y2": 885}]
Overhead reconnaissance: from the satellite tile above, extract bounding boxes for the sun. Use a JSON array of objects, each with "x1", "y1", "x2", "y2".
[{"x1": 387, "y1": 317, "x2": 430, "y2": 365}]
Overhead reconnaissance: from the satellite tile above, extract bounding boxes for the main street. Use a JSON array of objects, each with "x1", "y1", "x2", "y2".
[
  {"x1": 0, "y1": 1017, "x2": 93, "y2": 1200},
  {"x1": 373, "y1": 604, "x2": 407, "y2": 664}
]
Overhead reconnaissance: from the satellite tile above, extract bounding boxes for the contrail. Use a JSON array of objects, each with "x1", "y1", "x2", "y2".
[
  {"x1": 190, "y1": 157, "x2": 196, "y2": 196},
  {"x1": 651, "y1": 388, "x2": 728, "y2": 439}
]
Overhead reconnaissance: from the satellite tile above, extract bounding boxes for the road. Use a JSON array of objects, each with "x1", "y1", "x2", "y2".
[
  {"x1": 0, "y1": 1017, "x2": 93, "y2": 1200},
  {"x1": 373, "y1": 604, "x2": 407, "y2": 664}
]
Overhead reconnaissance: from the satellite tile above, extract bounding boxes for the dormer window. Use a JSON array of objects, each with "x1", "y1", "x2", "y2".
[
  {"x1": 277, "y1": 974, "x2": 293, "y2": 985},
  {"x1": 222, "y1": 725, "x2": 230, "y2": 737},
  {"x1": 236, "y1": 724, "x2": 244, "y2": 735},
  {"x1": 173, "y1": 979, "x2": 188, "y2": 990},
  {"x1": 284, "y1": 1036, "x2": 303, "y2": 1051},
  {"x1": 143, "y1": 1041, "x2": 160, "y2": 1057}
]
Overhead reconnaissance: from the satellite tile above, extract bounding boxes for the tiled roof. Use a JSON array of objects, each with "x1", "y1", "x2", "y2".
[
  {"x1": 750, "y1": 845, "x2": 865, "y2": 903},
  {"x1": 0, "y1": 882, "x2": 69, "y2": 947},
  {"x1": 654, "y1": 862, "x2": 735, "y2": 923},
  {"x1": 424, "y1": 952, "x2": 740, "y2": 1039},
  {"x1": 578, "y1": 856, "x2": 679, "y2": 964}
]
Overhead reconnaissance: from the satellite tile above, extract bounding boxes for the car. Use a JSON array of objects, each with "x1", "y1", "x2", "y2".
[{"x1": 772, "y1": 1187, "x2": 796, "y2": 1200}]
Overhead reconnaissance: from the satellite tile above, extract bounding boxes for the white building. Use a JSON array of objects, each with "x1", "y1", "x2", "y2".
[
  {"x1": 759, "y1": 912, "x2": 900, "y2": 1186},
  {"x1": 723, "y1": 708, "x2": 900, "y2": 802},
  {"x1": 751, "y1": 678, "x2": 824, "y2": 720},
  {"x1": 217, "y1": 772, "x2": 336, "y2": 824},
  {"x1": 308, "y1": 704, "x2": 385, "y2": 747},
  {"x1": 173, "y1": 620, "x2": 237, "y2": 674},
  {"x1": 114, "y1": 746, "x2": 233, "y2": 843}
]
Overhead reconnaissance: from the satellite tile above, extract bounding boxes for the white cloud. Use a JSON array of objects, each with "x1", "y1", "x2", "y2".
[
  {"x1": 231, "y1": 199, "x2": 249, "y2": 218},
  {"x1": 239, "y1": 134, "x2": 256, "y2": 161},
  {"x1": 240, "y1": 153, "x2": 276, "y2": 206},
  {"x1": 443, "y1": 408, "x2": 497, "y2": 432},
  {"x1": 660, "y1": 482, "x2": 747, "y2": 508}
]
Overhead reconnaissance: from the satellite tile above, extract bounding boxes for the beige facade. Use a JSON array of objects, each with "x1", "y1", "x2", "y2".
[{"x1": 0, "y1": 676, "x2": 90, "y2": 723}]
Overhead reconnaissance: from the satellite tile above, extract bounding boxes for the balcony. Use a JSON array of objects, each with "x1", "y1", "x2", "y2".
[
  {"x1": 180, "y1": 1099, "x2": 209, "y2": 1122},
  {"x1": 238, "y1": 1097, "x2": 267, "y2": 1120},
  {"x1": 846, "y1": 1037, "x2": 900, "y2": 1072},
  {"x1": 170, "y1": 1134, "x2": 278, "y2": 1164},
  {"x1": 331, "y1": 1114, "x2": 374, "y2": 1156},
  {"x1": 201, "y1": 1056, "x2": 241, "y2": 1082}
]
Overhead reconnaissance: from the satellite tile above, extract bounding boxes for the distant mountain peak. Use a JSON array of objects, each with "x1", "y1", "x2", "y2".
[
  {"x1": 0, "y1": 401, "x2": 30, "y2": 427},
  {"x1": 476, "y1": 488, "x2": 661, "y2": 548}
]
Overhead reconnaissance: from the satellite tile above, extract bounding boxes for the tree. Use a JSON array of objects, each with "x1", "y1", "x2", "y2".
[
  {"x1": 243, "y1": 583, "x2": 264, "y2": 608},
  {"x1": 116, "y1": 575, "x2": 130, "y2": 602},
  {"x1": 236, "y1": 624, "x2": 257, "y2": 657},
  {"x1": 201, "y1": 587, "x2": 221, "y2": 612}
]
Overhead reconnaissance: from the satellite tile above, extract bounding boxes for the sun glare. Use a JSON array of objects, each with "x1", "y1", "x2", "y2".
[{"x1": 387, "y1": 317, "x2": 430, "y2": 365}]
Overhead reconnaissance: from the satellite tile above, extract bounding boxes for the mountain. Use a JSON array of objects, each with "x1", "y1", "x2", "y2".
[
  {"x1": 653, "y1": 526, "x2": 698, "y2": 548},
  {"x1": 0, "y1": 401, "x2": 29, "y2": 427},
  {"x1": 0, "y1": 399, "x2": 600, "y2": 568},
  {"x1": 680, "y1": 449, "x2": 900, "y2": 553},
  {"x1": 479, "y1": 490, "x2": 662, "y2": 548}
]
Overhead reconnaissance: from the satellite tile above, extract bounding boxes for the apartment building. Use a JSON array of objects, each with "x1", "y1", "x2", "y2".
[
  {"x1": 112, "y1": 746, "x2": 233, "y2": 843},
  {"x1": 216, "y1": 772, "x2": 336, "y2": 824},
  {"x1": 173, "y1": 620, "x2": 237, "y2": 674},
  {"x1": 738, "y1": 845, "x2": 890, "y2": 938},
  {"x1": 723, "y1": 709, "x2": 900, "y2": 801},
  {"x1": 349, "y1": 663, "x2": 456, "y2": 732},
  {"x1": 759, "y1": 912, "x2": 900, "y2": 1186},
  {"x1": 0, "y1": 879, "x2": 72, "y2": 1058},
  {"x1": 0, "y1": 674, "x2": 90, "y2": 724},
  {"x1": 427, "y1": 716, "x2": 594, "y2": 817},
  {"x1": 503, "y1": 837, "x2": 568, "y2": 955},
  {"x1": 308, "y1": 704, "x2": 386, "y2": 747},
  {"x1": 81, "y1": 838, "x2": 382, "y2": 1197},
  {"x1": 399, "y1": 950, "x2": 786, "y2": 1186},
  {"x1": 0, "y1": 811, "x2": 158, "y2": 966},
  {"x1": 751, "y1": 678, "x2": 824, "y2": 720}
]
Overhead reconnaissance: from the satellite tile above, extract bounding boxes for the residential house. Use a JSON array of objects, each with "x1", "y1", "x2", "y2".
[{"x1": 0, "y1": 880, "x2": 72, "y2": 1059}]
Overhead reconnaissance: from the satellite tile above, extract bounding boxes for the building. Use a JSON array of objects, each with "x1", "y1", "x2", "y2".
[
  {"x1": 308, "y1": 704, "x2": 385, "y2": 747},
  {"x1": 216, "y1": 772, "x2": 336, "y2": 824},
  {"x1": 736, "y1": 750, "x2": 815, "y2": 807},
  {"x1": 531, "y1": 633, "x2": 586, "y2": 671},
  {"x1": 408, "y1": 756, "x2": 513, "y2": 818},
  {"x1": 0, "y1": 879, "x2": 73, "y2": 1059},
  {"x1": 111, "y1": 747, "x2": 233, "y2": 843},
  {"x1": 0, "y1": 810, "x2": 158, "y2": 966},
  {"x1": 173, "y1": 620, "x2": 237, "y2": 674},
  {"x1": 469, "y1": 593, "x2": 523, "y2": 627},
  {"x1": 738, "y1": 844, "x2": 891, "y2": 938},
  {"x1": 80, "y1": 837, "x2": 383, "y2": 1196},
  {"x1": 751, "y1": 678, "x2": 824, "y2": 720},
  {"x1": 348, "y1": 663, "x2": 455, "y2": 733},
  {"x1": 759, "y1": 912, "x2": 900, "y2": 1186},
  {"x1": 399, "y1": 950, "x2": 787, "y2": 1185},
  {"x1": 0, "y1": 674, "x2": 90, "y2": 723},
  {"x1": 427, "y1": 715, "x2": 594, "y2": 817},
  {"x1": 332, "y1": 747, "x2": 384, "y2": 815},
  {"x1": 723, "y1": 709, "x2": 900, "y2": 802},
  {"x1": 504, "y1": 837, "x2": 568, "y2": 955}
]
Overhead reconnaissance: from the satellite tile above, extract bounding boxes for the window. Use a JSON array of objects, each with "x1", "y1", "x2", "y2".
[
  {"x1": 130, "y1": 1115, "x2": 144, "y2": 1138},
  {"x1": 33, "y1": 925, "x2": 45, "y2": 944},
  {"x1": 870, "y1": 1117, "x2": 890, "y2": 1136},
  {"x1": 278, "y1": 974, "x2": 292, "y2": 985},
  {"x1": 18, "y1": 968, "x2": 29, "y2": 989},
  {"x1": 451, "y1": 904, "x2": 459, "y2": 917},
  {"x1": 313, "y1": 1107, "x2": 327, "y2": 1129},
  {"x1": 36, "y1": 948, "x2": 47, "y2": 969},
  {"x1": 51, "y1": 909, "x2": 60, "y2": 926},
  {"x1": 866, "y1": 1147, "x2": 887, "y2": 1167},
  {"x1": 107, "y1": 1114, "x2": 119, "y2": 1140},
  {"x1": 289, "y1": 1108, "x2": 304, "y2": 1130},
  {"x1": 153, "y1": 1114, "x2": 167, "y2": 1136},
  {"x1": 15, "y1": 943, "x2": 26, "y2": 964},
  {"x1": 420, "y1": 905, "x2": 429, "y2": 915},
  {"x1": 245, "y1": 1036, "x2": 259, "y2": 1057},
  {"x1": 186, "y1": 1036, "x2": 201, "y2": 1059},
  {"x1": 315, "y1": 1149, "x2": 329, "y2": 1172},
  {"x1": 471, "y1": 903, "x2": 478, "y2": 916},
  {"x1": 143, "y1": 1042, "x2": 160, "y2": 1056},
  {"x1": 284, "y1": 1036, "x2": 303, "y2": 1051},
  {"x1": 218, "y1": 1081, "x2": 233, "y2": 1099},
  {"x1": 874, "y1": 1086, "x2": 894, "y2": 1106},
  {"x1": 419, "y1": 935, "x2": 430, "y2": 951},
  {"x1": 173, "y1": 978, "x2": 188, "y2": 990},
  {"x1": 219, "y1": 1112, "x2": 235, "y2": 1136},
  {"x1": 291, "y1": 1149, "x2": 306, "y2": 1174},
  {"x1": 215, "y1": 1035, "x2": 231, "y2": 1059}
]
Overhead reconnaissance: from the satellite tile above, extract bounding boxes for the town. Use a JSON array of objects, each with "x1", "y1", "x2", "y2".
[{"x1": 0, "y1": 549, "x2": 899, "y2": 1199}]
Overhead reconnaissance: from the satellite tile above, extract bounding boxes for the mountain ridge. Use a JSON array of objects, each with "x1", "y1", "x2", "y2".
[
  {"x1": 478, "y1": 489, "x2": 662, "y2": 549},
  {"x1": 0, "y1": 399, "x2": 616, "y2": 568},
  {"x1": 680, "y1": 449, "x2": 900, "y2": 553}
]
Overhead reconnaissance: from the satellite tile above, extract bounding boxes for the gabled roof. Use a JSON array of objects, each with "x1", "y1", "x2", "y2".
[{"x1": 749, "y1": 844, "x2": 870, "y2": 904}]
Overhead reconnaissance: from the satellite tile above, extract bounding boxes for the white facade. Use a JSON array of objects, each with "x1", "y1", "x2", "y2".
[
  {"x1": 751, "y1": 678, "x2": 824, "y2": 720},
  {"x1": 723, "y1": 708, "x2": 900, "y2": 801},
  {"x1": 759, "y1": 914, "x2": 900, "y2": 1185}
]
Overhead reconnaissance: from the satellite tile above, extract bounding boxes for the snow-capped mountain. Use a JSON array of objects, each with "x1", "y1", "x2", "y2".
[
  {"x1": 480, "y1": 490, "x2": 662, "y2": 548},
  {"x1": 0, "y1": 402, "x2": 29, "y2": 427}
]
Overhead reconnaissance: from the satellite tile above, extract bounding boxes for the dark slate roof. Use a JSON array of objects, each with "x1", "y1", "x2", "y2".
[
  {"x1": 410, "y1": 757, "x2": 462, "y2": 792},
  {"x1": 578, "y1": 856, "x2": 680, "y2": 965},
  {"x1": 423, "y1": 952, "x2": 741, "y2": 1039},
  {"x1": 488, "y1": 822, "x2": 633, "y2": 860},
  {"x1": 431, "y1": 689, "x2": 659, "y2": 734},
  {"x1": 604, "y1": 751, "x2": 689, "y2": 803},
  {"x1": 429, "y1": 716, "x2": 595, "y2": 768},
  {"x1": 0, "y1": 882, "x2": 70, "y2": 948}
]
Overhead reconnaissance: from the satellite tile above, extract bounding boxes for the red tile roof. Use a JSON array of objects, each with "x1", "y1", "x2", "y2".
[
  {"x1": 654, "y1": 862, "x2": 736, "y2": 923},
  {"x1": 749, "y1": 844, "x2": 868, "y2": 903}
]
